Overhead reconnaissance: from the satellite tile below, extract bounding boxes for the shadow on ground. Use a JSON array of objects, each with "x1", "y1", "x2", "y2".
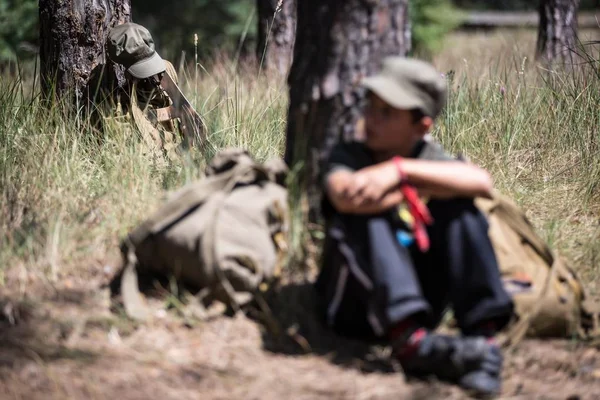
[
  {"x1": 0, "y1": 296, "x2": 99, "y2": 369},
  {"x1": 258, "y1": 281, "x2": 397, "y2": 374},
  {"x1": 256, "y1": 281, "x2": 600, "y2": 399}
]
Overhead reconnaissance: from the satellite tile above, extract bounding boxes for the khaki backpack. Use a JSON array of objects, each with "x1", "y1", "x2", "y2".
[
  {"x1": 118, "y1": 148, "x2": 289, "y2": 320},
  {"x1": 475, "y1": 193, "x2": 600, "y2": 344}
]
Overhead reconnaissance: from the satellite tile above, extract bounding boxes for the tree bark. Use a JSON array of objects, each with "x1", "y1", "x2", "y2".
[
  {"x1": 256, "y1": 0, "x2": 297, "y2": 75},
  {"x1": 536, "y1": 0, "x2": 581, "y2": 65},
  {"x1": 285, "y1": 0, "x2": 410, "y2": 219},
  {"x1": 39, "y1": 0, "x2": 132, "y2": 102}
]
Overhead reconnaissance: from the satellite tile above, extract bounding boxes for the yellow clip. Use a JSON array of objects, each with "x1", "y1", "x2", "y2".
[{"x1": 399, "y1": 205, "x2": 414, "y2": 226}]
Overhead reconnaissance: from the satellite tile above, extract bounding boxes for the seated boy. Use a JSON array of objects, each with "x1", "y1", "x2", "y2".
[{"x1": 316, "y1": 57, "x2": 514, "y2": 397}]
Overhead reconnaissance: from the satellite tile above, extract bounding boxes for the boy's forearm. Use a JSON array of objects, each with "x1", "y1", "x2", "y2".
[
  {"x1": 326, "y1": 159, "x2": 493, "y2": 215},
  {"x1": 327, "y1": 186, "x2": 404, "y2": 215},
  {"x1": 326, "y1": 163, "x2": 402, "y2": 214},
  {"x1": 401, "y1": 159, "x2": 493, "y2": 199}
]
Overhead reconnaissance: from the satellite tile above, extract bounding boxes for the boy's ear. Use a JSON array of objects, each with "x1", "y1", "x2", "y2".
[{"x1": 417, "y1": 116, "x2": 434, "y2": 134}]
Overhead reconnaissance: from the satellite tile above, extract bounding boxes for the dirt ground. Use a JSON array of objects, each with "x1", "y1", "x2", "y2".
[{"x1": 1, "y1": 258, "x2": 600, "y2": 400}]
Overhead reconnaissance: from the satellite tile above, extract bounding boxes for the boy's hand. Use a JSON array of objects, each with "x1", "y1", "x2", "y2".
[
  {"x1": 327, "y1": 161, "x2": 405, "y2": 214},
  {"x1": 346, "y1": 161, "x2": 400, "y2": 205}
]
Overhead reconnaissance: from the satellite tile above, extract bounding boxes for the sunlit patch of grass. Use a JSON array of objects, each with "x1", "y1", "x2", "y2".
[
  {"x1": 433, "y1": 29, "x2": 600, "y2": 289},
  {"x1": 1, "y1": 30, "x2": 598, "y2": 294}
]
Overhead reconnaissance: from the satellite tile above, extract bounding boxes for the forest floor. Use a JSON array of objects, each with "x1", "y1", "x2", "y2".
[{"x1": 1, "y1": 253, "x2": 600, "y2": 400}]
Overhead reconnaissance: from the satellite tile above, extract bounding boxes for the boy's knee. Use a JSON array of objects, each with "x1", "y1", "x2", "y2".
[{"x1": 428, "y1": 198, "x2": 487, "y2": 228}]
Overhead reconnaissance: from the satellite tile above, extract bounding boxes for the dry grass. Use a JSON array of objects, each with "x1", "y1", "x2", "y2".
[
  {"x1": 0, "y1": 29, "x2": 599, "y2": 289},
  {"x1": 432, "y1": 29, "x2": 600, "y2": 287}
]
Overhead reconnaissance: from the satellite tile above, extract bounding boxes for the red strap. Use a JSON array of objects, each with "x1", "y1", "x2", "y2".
[{"x1": 392, "y1": 157, "x2": 433, "y2": 252}]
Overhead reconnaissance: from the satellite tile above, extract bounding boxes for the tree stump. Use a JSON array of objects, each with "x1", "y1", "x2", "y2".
[
  {"x1": 256, "y1": 0, "x2": 297, "y2": 75},
  {"x1": 536, "y1": 0, "x2": 581, "y2": 65},
  {"x1": 39, "y1": 0, "x2": 132, "y2": 103},
  {"x1": 285, "y1": 0, "x2": 410, "y2": 218}
]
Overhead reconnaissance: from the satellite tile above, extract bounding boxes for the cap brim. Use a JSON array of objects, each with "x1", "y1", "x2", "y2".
[
  {"x1": 362, "y1": 75, "x2": 422, "y2": 111},
  {"x1": 127, "y1": 52, "x2": 166, "y2": 79}
]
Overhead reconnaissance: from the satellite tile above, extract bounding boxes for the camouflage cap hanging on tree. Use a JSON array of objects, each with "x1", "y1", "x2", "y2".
[{"x1": 107, "y1": 22, "x2": 166, "y2": 79}]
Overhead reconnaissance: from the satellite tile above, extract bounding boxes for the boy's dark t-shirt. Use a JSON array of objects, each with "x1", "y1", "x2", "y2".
[
  {"x1": 321, "y1": 138, "x2": 455, "y2": 247},
  {"x1": 322, "y1": 138, "x2": 453, "y2": 211},
  {"x1": 323, "y1": 137, "x2": 453, "y2": 182}
]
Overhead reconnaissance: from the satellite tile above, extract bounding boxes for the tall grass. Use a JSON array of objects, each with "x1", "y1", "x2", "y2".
[
  {"x1": 433, "y1": 30, "x2": 600, "y2": 283},
  {"x1": 0, "y1": 59, "x2": 287, "y2": 286},
  {"x1": 0, "y1": 30, "x2": 598, "y2": 291}
]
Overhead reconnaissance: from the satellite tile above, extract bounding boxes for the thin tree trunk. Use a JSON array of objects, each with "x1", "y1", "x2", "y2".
[
  {"x1": 536, "y1": 0, "x2": 581, "y2": 65},
  {"x1": 256, "y1": 0, "x2": 297, "y2": 75},
  {"x1": 39, "y1": 0, "x2": 131, "y2": 102},
  {"x1": 285, "y1": 0, "x2": 410, "y2": 219}
]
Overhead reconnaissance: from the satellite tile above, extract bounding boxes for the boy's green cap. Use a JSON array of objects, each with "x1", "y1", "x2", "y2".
[
  {"x1": 107, "y1": 23, "x2": 165, "y2": 79},
  {"x1": 362, "y1": 57, "x2": 447, "y2": 119}
]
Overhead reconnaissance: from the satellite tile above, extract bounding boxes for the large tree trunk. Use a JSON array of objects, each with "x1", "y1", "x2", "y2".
[
  {"x1": 256, "y1": 0, "x2": 297, "y2": 75},
  {"x1": 285, "y1": 0, "x2": 410, "y2": 219},
  {"x1": 39, "y1": 0, "x2": 132, "y2": 102},
  {"x1": 536, "y1": 0, "x2": 581, "y2": 64}
]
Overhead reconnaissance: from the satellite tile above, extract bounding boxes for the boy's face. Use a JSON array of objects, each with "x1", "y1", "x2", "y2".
[{"x1": 364, "y1": 93, "x2": 431, "y2": 154}]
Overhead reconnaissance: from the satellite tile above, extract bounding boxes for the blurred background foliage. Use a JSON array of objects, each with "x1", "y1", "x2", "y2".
[
  {"x1": 0, "y1": 0, "x2": 598, "y2": 66},
  {"x1": 410, "y1": 0, "x2": 465, "y2": 56},
  {"x1": 454, "y1": 0, "x2": 598, "y2": 11},
  {"x1": 131, "y1": 0, "x2": 257, "y2": 60},
  {"x1": 0, "y1": 0, "x2": 37, "y2": 64}
]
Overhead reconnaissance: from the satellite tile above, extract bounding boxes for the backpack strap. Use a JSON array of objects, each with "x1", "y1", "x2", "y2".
[
  {"x1": 129, "y1": 60, "x2": 182, "y2": 161},
  {"x1": 580, "y1": 298, "x2": 600, "y2": 340},
  {"x1": 477, "y1": 192, "x2": 557, "y2": 347},
  {"x1": 199, "y1": 189, "x2": 251, "y2": 310},
  {"x1": 480, "y1": 191, "x2": 599, "y2": 345},
  {"x1": 119, "y1": 158, "x2": 269, "y2": 320},
  {"x1": 128, "y1": 171, "x2": 234, "y2": 246},
  {"x1": 128, "y1": 158, "x2": 266, "y2": 246},
  {"x1": 499, "y1": 257, "x2": 559, "y2": 348},
  {"x1": 486, "y1": 192, "x2": 554, "y2": 265},
  {"x1": 120, "y1": 246, "x2": 151, "y2": 320}
]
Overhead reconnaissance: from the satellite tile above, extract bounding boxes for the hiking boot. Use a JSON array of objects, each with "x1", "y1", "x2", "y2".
[
  {"x1": 457, "y1": 340, "x2": 502, "y2": 397},
  {"x1": 395, "y1": 332, "x2": 502, "y2": 398}
]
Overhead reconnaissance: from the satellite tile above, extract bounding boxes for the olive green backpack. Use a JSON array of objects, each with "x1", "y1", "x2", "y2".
[
  {"x1": 475, "y1": 193, "x2": 600, "y2": 344},
  {"x1": 118, "y1": 148, "x2": 289, "y2": 320}
]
